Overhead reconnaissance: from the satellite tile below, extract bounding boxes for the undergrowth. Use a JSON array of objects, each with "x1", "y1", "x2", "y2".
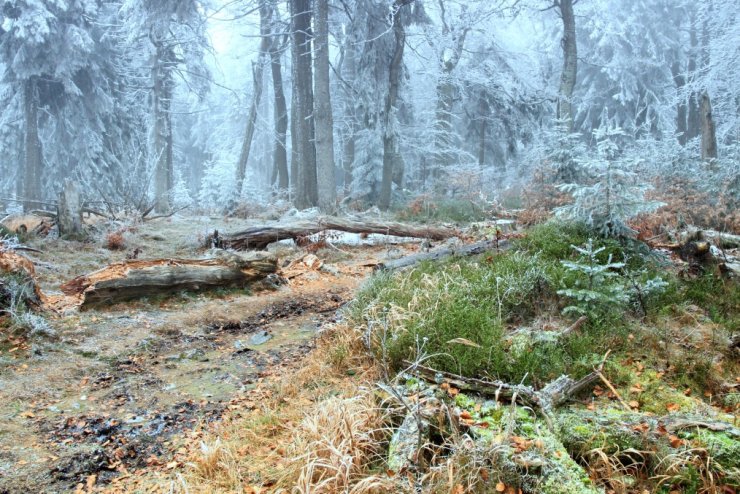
[{"x1": 394, "y1": 196, "x2": 492, "y2": 224}]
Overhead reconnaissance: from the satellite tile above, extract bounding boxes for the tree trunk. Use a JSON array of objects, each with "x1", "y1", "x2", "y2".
[
  {"x1": 700, "y1": 92, "x2": 717, "y2": 161},
  {"x1": 313, "y1": 0, "x2": 336, "y2": 211},
  {"x1": 235, "y1": 63, "x2": 268, "y2": 197},
  {"x1": 671, "y1": 61, "x2": 689, "y2": 145},
  {"x1": 341, "y1": 39, "x2": 358, "y2": 194},
  {"x1": 379, "y1": 2, "x2": 407, "y2": 211},
  {"x1": 557, "y1": 0, "x2": 577, "y2": 132},
  {"x1": 152, "y1": 44, "x2": 175, "y2": 214},
  {"x1": 60, "y1": 251, "x2": 277, "y2": 308},
  {"x1": 207, "y1": 217, "x2": 460, "y2": 250},
  {"x1": 686, "y1": 17, "x2": 701, "y2": 141},
  {"x1": 268, "y1": 6, "x2": 289, "y2": 190},
  {"x1": 57, "y1": 179, "x2": 84, "y2": 240},
  {"x1": 290, "y1": 0, "x2": 318, "y2": 209},
  {"x1": 23, "y1": 78, "x2": 42, "y2": 213}
]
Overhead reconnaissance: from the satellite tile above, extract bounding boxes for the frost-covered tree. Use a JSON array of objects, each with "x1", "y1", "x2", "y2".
[
  {"x1": 0, "y1": 0, "x2": 115, "y2": 210},
  {"x1": 120, "y1": 0, "x2": 210, "y2": 213},
  {"x1": 556, "y1": 124, "x2": 664, "y2": 237}
]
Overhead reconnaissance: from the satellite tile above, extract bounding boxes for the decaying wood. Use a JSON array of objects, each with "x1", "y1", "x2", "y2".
[
  {"x1": 60, "y1": 251, "x2": 277, "y2": 307},
  {"x1": 376, "y1": 239, "x2": 509, "y2": 271},
  {"x1": 404, "y1": 361, "x2": 599, "y2": 410},
  {"x1": 0, "y1": 249, "x2": 44, "y2": 310},
  {"x1": 209, "y1": 217, "x2": 459, "y2": 250}
]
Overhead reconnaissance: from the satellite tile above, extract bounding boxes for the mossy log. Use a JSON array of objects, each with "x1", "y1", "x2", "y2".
[
  {"x1": 556, "y1": 409, "x2": 740, "y2": 486},
  {"x1": 59, "y1": 251, "x2": 277, "y2": 307},
  {"x1": 207, "y1": 217, "x2": 459, "y2": 250}
]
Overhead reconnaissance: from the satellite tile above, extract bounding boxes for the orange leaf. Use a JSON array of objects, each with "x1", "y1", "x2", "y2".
[
  {"x1": 496, "y1": 482, "x2": 506, "y2": 492},
  {"x1": 480, "y1": 470, "x2": 489, "y2": 481},
  {"x1": 460, "y1": 411, "x2": 473, "y2": 420},
  {"x1": 629, "y1": 400, "x2": 640, "y2": 409},
  {"x1": 666, "y1": 403, "x2": 680, "y2": 412},
  {"x1": 669, "y1": 435, "x2": 685, "y2": 448},
  {"x1": 453, "y1": 484, "x2": 465, "y2": 494}
]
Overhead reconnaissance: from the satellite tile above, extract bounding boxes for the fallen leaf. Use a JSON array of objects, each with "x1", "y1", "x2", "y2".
[
  {"x1": 459, "y1": 410, "x2": 473, "y2": 420},
  {"x1": 480, "y1": 469, "x2": 489, "y2": 481},
  {"x1": 496, "y1": 482, "x2": 506, "y2": 492},
  {"x1": 666, "y1": 403, "x2": 680, "y2": 412},
  {"x1": 669, "y1": 435, "x2": 684, "y2": 448},
  {"x1": 683, "y1": 388, "x2": 692, "y2": 396},
  {"x1": 20, "y1": 411, "x2": 35, "y2": 419},
  {"x1": 629, "y1": 400, "x2": 640, "y2": 409},
  {"x1": 452, "y1": 484, "x2": 465, "y2": 494}
]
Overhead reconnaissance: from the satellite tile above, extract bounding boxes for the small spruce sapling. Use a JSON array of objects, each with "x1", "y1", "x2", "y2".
[
  {"x1": 557, "y1": 239, "x2": 628, "y2": 317},
  {"x1": 556, "y1": 124, "x2": 664, "y2": 238}
]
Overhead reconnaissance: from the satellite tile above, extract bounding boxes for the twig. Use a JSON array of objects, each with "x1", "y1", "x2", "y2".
[
  {"x1": 593, "y1": 350, "x2": 631, "y2": 411},
  {"x1": 142, "y1": 206, "x2": 189, "y2": 222}
]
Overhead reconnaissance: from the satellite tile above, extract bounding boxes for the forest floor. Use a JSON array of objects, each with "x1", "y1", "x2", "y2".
[
  {"x1": 0, "y1": 216, "x2": 424, "y2": 493},
  {"x1": 1, "y1": 213, "x2": 738, "y2": 494}
]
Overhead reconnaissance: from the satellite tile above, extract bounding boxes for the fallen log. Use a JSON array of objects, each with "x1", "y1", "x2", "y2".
[
  {"x1": 60, "y1": 251, "x2": 277, "y2": 307},
  {"x1": 376, "y1": 239, "x2": 509, "y2": 271},
  {"x1": 404, "y1": 361, "x2": 599, "y2": 410},
  {"x1": 207, "y1": 217, "x2": 459, "y2": 250}
]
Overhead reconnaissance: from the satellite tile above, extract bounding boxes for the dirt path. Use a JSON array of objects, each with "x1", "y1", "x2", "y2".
[{"x1": 0, "y1": 218, "x2": 416, "y2": 493}]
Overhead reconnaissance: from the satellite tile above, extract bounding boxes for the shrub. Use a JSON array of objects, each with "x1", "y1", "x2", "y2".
[
  {"x1": 350, "y1": 250, "x2": 598, "y2": 384},
  {"x1": 105, "y1": 231, "x2": 126, "y2": 250}
]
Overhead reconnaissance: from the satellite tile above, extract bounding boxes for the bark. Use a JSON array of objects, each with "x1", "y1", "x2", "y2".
[
  {"x1": 671, "y1": 61, "x2": 689, "y2": 145},
  {"x1": 379, "y1": 1, "x2": 407, "y2": 211},
  {"x1": 23, "y1": 77, "x2": 43, "y2": 213},
  {"x1": 290, "y1": 0, "x2": 318, "y2": 209},
  {"x1": 207, "y1": 217, "x2": 460, "y2": 250},
  {"x1": 268, "y1": 8, "x2": 289, "y2": 190},
  {"x1": 700, "y1": 92, "x2": 718, "y2": 161},
  {"x1": 376, "y1": 239, "x2": 510, "y2": 271},
  {"x1": 152, "y1": 43, "x2": 175, "y2": 214},
  {"x1": 557, "y1": 0, "x2": 577, "y2": 132},
  {"x1": 235, "y1": 2, "x2": 272, "y2": 197},
  {"x1": 686, "y1": 18, "x2": 701, "y2": 141},
  {"x1": 313, "y1": 0, "x2": 336, "y2": 211},
  {"x1": 406, "y1": 361, "x2": 600, "y2": 410},
  {"x1": 60, "y1": 251, "x2": 277, "y2": 308},
  {"x1": 341, "y1": 38, "x2": 358, "y2": 193},
  {"x1": 57, "y1": 179, "x2": 84, "y2": 240},
  {"x1": 431, "y1": 14, "x2": 468, "y2": 181}
]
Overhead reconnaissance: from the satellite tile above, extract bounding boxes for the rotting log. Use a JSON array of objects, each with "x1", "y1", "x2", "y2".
[
  {"x1": 207, "y1": 217, "x2": 459, "y2": 250},
  {"x1": 0, "y1": 249, "x2": 44, "y2": 310},
  {"x1": 376, "y1": 239, "x2": 509, "y2": 271},
  {"x1": 60, "y1": 251, "x2": 277, "y2": 307}
]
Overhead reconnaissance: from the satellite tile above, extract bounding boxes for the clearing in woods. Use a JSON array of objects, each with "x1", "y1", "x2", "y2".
[{"x1": 0, "y1": 216, "x2": 415, "y2": 493}]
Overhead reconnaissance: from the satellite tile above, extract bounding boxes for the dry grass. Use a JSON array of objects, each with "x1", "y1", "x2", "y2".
[{"x1": 120, "y1": 322, "x2": 389, "y2": 494}]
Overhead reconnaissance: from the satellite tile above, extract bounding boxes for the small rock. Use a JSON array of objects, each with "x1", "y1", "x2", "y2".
[
  {"x1": 249, "y1": 330, "x2": 272, "y2": 346},
  {"x1": 320, "y1": 264, "x2": 340, "y2": 275}
]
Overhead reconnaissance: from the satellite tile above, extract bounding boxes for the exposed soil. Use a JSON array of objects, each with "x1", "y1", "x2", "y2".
[{"x1": 0, "y1": 216, "x2": 419, "y2": 493}]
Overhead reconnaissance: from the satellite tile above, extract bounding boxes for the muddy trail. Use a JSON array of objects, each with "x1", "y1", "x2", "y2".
[{"x1": 0, "y1": 217, "x2": 418, "y2": 493}]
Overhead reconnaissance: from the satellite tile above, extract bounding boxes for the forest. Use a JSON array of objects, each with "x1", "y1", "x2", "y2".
[{"x1": 0, "y1": 0, "x2": 738, "y2": 493}]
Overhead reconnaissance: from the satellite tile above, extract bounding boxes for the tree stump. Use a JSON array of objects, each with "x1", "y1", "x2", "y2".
[{"x1": 57, "y1": 179, "x2": 85, "y2": 240}]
